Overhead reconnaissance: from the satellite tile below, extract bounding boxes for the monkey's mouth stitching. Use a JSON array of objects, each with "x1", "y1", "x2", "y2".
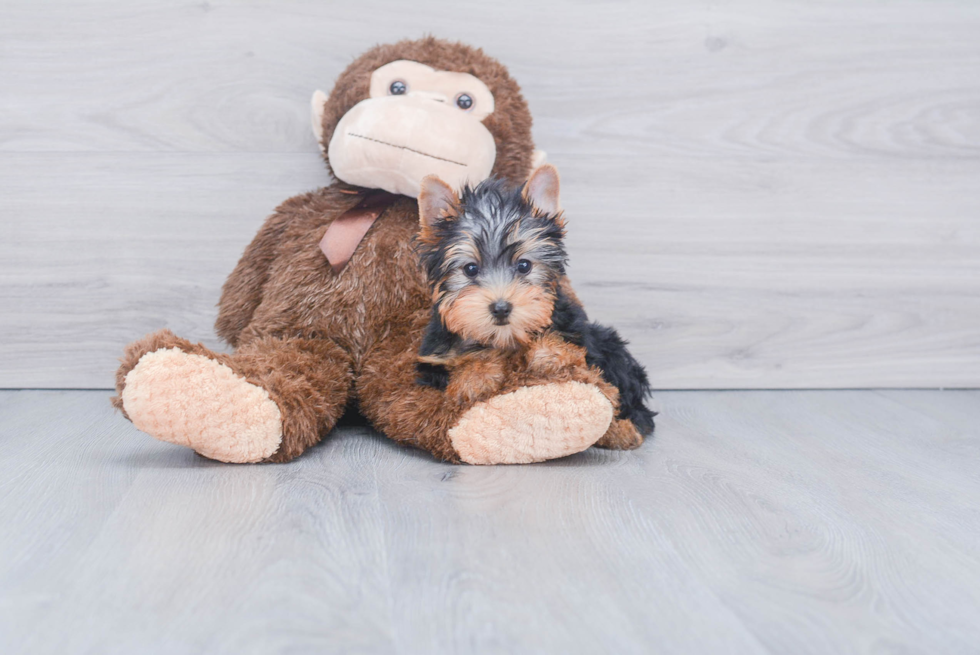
[{"x1": 347, "y1": 132, "x2": 467, "y2": 167}]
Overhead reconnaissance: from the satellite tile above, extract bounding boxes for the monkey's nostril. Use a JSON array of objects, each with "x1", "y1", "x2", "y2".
[{"x1": 490, "y1": 300, "x2": 513, "y2": 320}]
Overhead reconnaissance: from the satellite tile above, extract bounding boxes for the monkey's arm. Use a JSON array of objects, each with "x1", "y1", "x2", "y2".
[{"x1": 215, "y1": 211, "x2": 292, "y2": 347}]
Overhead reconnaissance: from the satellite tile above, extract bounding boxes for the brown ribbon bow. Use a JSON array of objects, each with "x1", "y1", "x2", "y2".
[{"x1": 319, "y1": 191, "x2": 398, "y2": 273}]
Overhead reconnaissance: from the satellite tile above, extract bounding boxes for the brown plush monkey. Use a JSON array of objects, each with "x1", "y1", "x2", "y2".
[{"x1": 112, "y1": 37, "x2": 642, "y2": 465}]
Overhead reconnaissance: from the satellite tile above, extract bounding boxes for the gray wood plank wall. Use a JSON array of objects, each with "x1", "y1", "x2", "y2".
[{"x1": 1, "y1": 0, "x2": 978, "y2": 389}]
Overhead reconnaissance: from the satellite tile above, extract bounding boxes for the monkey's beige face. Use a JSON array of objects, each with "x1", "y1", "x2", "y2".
[{"x1": 321, "y1": 60, "x2": 498, "y2": 198}]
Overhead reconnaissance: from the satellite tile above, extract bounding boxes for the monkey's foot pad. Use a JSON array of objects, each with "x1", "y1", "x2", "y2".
[
  {"x1": 121, "y1": 348, "x2": 282, "y2": 463},
  {"x1": 448, "y1": 381, "x2": 614, "y2": 464}
]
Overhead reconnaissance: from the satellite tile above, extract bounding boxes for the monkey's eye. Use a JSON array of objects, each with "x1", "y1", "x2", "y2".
[
  {"x1": 516, "y1": 259, "x2": 532, "y2": 275},
  {"x1": 455, "y1": 93, "x2": 473, "y2": 110},
  {"x1": 389, "y1": 81, "x2": 407, "y2": 95},
  {"x1": 463, "y1": 263, "x2": 480, "y2": 278}
]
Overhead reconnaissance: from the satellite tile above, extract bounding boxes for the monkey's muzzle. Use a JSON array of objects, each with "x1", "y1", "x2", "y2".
[{"x1": 328, "y1": 95, "x2": 497, "y2": 198}]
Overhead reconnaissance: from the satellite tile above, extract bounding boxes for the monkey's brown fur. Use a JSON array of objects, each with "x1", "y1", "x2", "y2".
[{"x1": 113, "y1": 37, "x2": 637, "y2": 463}]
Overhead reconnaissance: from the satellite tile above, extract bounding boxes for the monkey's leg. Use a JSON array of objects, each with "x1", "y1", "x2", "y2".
[
  {"x1": 523, "y1": 332, "x2": 649, "y2": 451},
  {"x1": 113, "y1": 330, "x2": 353, "y2": 463},
  {"x1": 356, "y1": 314, "x2": 616, "y2": 465}
]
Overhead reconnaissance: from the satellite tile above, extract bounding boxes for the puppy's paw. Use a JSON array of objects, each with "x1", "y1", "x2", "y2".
[
  {"x1": 525, "y1": 332, "x2": 587, "y2": 377},
  {"x1": 445, "y1": 354, "x2": 507, "y2": 404},
  {"x1": 594, "y1": 418, "x2": 644, "y2": 450}
]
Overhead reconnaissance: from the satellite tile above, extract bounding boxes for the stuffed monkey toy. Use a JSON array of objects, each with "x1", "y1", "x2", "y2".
[{"x1": 112, "y1": 37, "x2": 646, "y2": 465}]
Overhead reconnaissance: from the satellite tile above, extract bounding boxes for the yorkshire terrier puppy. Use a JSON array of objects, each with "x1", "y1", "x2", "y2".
[{"x1": 413, "y1": 164, "x2": 655, "y2": 438}]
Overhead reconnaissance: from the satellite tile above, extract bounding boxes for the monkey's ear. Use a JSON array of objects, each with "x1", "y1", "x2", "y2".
[
  {"x1": 530, "y1": 149, "x2": 548, "y2": 171},
  {"x1": 418, "y1": 175, "x2": 459, "y2": 227},
  {"x1": 523, "y1": 163, "x2": 561, "y2": 216},
  {"x1": 310, "y1": 90, "x2": 327, "y2": 153}
]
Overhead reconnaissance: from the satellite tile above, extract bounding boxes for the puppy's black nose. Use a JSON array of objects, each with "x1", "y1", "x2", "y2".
[{"x1": 490, "y1": 300, "x2": 513, "y2": 321}]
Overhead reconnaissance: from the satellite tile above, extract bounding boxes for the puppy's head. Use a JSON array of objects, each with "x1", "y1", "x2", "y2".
[{"x1": 416, "y1": 165, "x2": 566, "y2": 348}]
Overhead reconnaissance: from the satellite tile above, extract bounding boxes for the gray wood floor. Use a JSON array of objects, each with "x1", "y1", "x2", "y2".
[
  {"x1": 1, "y1": 390, "x2": 978, "y2": 654},
  {"x1": 2, "y1": 0, "x2": 979, "y2": 389}
]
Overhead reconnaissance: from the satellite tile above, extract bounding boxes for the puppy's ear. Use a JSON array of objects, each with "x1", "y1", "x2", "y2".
[
  {"x1": 523, "y1": 164, "x2": 561, "y2": 217},
  {"x1": 418, "y1": 175, "x2": 459, "y2": 227}
]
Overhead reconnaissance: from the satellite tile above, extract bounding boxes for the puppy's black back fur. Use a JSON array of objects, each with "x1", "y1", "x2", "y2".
[{"x1": 550, "y1": 285, "x2": 656, "y2": 436}]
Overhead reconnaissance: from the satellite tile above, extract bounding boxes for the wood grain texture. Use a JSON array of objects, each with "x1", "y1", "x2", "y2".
[
  {"x1": 1, "y1": 389, "x2": 978, "y2": 653},
  {"x1": 1, "y1": 0, "x2": 979, "y2": 388}
]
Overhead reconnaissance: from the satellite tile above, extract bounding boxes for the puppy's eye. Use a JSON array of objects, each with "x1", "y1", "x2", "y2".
[
  {"x1": 463, "y1": 263, "x2": 480, "y2": 278},
  {"x1": 389, "y1": 81, "x2": 407, "y2": 95},
  {"x1": 516, "y1": 259, "x2": 532, "y2": 275},
  {"x1": 455, "y1": 93, "x2": 473, "y2": 110}
]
